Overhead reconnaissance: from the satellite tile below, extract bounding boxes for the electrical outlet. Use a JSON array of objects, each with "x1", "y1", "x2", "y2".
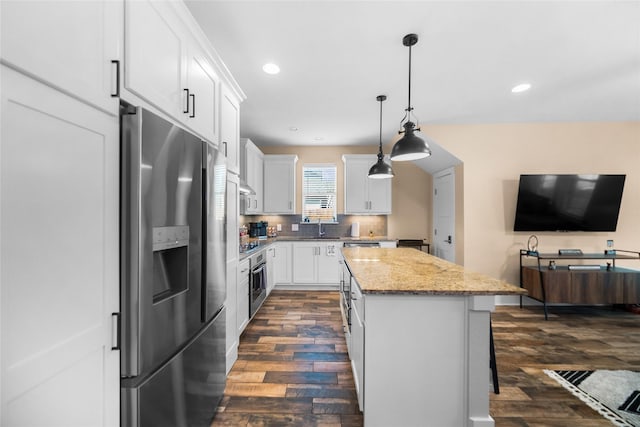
[
  {"x1": 277, "y1": 224, "x2": 282, "y2": 231},
  {"x1": 292, "y1": 224, "x2": 299, "y2": 232}
]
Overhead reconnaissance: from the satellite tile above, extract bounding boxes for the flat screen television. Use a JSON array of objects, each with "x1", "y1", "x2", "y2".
[{"x1": 513, "y1": 174, "x2": 625, "y2": 232}]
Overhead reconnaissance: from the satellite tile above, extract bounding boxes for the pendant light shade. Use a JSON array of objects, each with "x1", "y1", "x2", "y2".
[
  {"x1": 390, "y1": 33, "x2": 431, "y2": 162},
  {"x1": 368, "y1": 95, "x2": 394, "y2": 179}
]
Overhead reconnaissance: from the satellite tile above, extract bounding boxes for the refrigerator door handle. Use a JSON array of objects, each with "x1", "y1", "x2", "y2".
[{"x1": 111, "y1": 312, "x2": 121, "y2": 350}]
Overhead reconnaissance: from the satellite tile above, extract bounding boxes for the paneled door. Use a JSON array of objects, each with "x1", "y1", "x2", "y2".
[
  {"x1": 433, "y1": 168, "x2": 456, "y2": 263},
  {"x1": 0, "y1": 67, "x2": 119, "y2": 426}
]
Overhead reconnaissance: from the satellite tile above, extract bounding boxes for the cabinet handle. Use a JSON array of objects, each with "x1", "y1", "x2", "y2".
[
  {"x1": 222, "y1": 141, "x2": 228, "y2": 157},
  {"x1": 254, "y1": 199, "x2": 257, "y2": 209},
  {"x1": 111, "y1": 312, "x2": 120, "y2": 350},
  {"x1": 190, "y1": 94, "x2": 196, "y2": 118},
  {"x1": 183, "y1": 89, "x2": 190, "y2": 114},
  {"x1": 289, "y1": 201, "x2": 292, "y2": 210},
  {"x1": 110, "y1": 60, "x2": 120, "y2": 97}
]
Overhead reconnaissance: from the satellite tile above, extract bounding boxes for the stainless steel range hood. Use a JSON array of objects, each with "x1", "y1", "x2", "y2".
[{"x1": 239, "y1": 178, "x2": 255, "y2": 195}]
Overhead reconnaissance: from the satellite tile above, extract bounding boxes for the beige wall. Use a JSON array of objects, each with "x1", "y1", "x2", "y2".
[
  {"x1": 255, "y1": 122, "x2": 639, "y2": 303},
  {"x1": 427, "y1": 121, "x2": 640, "y2": 294},
  {"x1": 260, "y1": 144, "x2": 432, "y2": 240}
]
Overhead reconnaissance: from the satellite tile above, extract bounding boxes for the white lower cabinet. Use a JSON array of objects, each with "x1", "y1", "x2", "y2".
[
  {"x1": 266, "y1": 246, "x2": 276, "y2": 295},
  {"x1": 347, "y1": 288, "x2": 495, "y2": 427},
  {"x1": 350, "y1": 281, "x2": 365, "y2": 412},
  {"x1": 291, "y1": 241, "x2": 342, "y2": 288},
  {"x1": 237, "y1": 259, "x2": 250, "y2": 335},
  {"x1": 270, "y1": 242, "x2": 292, "y2": 288}
]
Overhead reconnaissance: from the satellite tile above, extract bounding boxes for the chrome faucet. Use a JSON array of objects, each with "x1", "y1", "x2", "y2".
[{"x1": 318, "y1": 219, "x2": 325, "y2": 237}]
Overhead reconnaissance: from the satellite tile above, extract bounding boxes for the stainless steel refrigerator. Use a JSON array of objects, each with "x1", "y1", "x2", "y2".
[{"x1": 119, "y1": 103, "x2": 226, "y2": 427}]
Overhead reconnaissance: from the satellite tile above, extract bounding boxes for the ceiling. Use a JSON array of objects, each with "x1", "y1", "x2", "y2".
[{"x1": 185, "y1": 1, "x2": 640, "y2": 173}]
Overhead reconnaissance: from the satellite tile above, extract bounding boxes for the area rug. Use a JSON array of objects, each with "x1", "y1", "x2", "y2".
[{"x1": 544, "y1": 369, "x2": 640, "y2": 427}]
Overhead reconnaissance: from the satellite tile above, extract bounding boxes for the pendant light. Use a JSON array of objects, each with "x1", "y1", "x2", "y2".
[
  {"x1": 390, "y1": 33, "x2": 432, "y2": 162},
  {"x1": 368, "y1": 95, "x2": 394, "y2": 179}
]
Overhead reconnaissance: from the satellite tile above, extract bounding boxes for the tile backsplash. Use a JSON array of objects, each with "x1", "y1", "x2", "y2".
[{"x1": 240, "y1": 214, "x2": 387, "y2": 238}]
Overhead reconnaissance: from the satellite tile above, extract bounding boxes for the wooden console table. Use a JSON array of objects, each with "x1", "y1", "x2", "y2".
[{"x1": 519, "y1": 249, "x2": 640, "y2": 319}]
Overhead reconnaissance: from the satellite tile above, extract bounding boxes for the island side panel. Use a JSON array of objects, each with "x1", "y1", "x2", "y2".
[
  {"x1": 467, "y1": 295, "x2": 496, "y2": 427},
  {"x1": 364, "y1": 294, "x2": 472, "y2": 427}
]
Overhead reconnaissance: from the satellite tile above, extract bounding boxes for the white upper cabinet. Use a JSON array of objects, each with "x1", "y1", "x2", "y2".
[
  {"x1": 240, "y1": 138, "x2": 264, "y2": 214},
  {"x1": 184, "y1": 42, "x2": 220, "y2": 144},
  {"x1": 263, "y1": 155, "x2": 298, "y2": 214},
  {"x1": 343, "y1": 154, "x2": 392, "y2": 214},
  {"x1": 124, "y1": 0, "x2": 185, "y2": 118},
  {"x1": 220, "y1": 85, "x2": 241, "y2": 175},
  {"x1": 0, "y1": 0, "x2": 122, "y2": 115},
  {"x1": 123, "y1": 0, "x2": 225, "y2": 144}
]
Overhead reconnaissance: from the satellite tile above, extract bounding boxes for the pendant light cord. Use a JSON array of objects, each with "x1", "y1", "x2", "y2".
[
  {"x1": 407, "y1": 43, "x2": 412, "y2": 114},
  {"x1": 378, "y1": 97, "x2": 383, "y2": 155}
]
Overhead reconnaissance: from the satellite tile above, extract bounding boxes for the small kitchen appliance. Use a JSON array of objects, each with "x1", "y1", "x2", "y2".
[{"x1": 249, "y1": 221, "x2": 268, "y2": 238}]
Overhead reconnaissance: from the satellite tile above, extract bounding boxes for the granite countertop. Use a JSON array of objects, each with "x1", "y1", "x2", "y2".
[{"x1": 342, "y1": 247, "x2": 527, "y2": 296}]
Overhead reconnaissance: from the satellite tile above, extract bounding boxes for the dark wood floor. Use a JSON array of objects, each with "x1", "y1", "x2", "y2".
[{"x1": 211, "y1": 290, "x2": 640, "y2": 426}]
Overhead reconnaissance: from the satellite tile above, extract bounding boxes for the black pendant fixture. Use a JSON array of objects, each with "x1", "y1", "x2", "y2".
[
  {"x1": 390, "y1": 33, "x2": 432, "y2": 162},
  {"x1": 368, "y1": 95, "x2": 394, "y2": 179}
]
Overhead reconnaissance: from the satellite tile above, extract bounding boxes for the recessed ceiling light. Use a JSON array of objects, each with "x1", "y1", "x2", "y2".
[
  {"x1": 289, "y1": 126, "x2": 298, "y2": 132},
  {"x1": 262, "y1": 63, "x2": 280, "y2": 75},
  {"x1": 511, "y1": 83, "x2": 532, "y2": 93},
  {"x1": 313, "y1": 137, "x2": 324, "y2": 142}
]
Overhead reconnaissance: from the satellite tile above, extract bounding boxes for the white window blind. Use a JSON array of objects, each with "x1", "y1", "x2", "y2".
[{"x1": 302, "y1": 165, "x2": 337, "y2": 222}]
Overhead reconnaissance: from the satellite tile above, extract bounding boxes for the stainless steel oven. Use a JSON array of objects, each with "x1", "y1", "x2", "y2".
[{"x1": 249, "y1": 250, "x2": 267, "y2": 317}]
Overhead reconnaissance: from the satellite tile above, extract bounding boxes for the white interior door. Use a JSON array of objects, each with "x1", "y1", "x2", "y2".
[
  {"x1": 1, "y1": 67, "x2": 119, "y2": 427},
  {"x1": 433, "y1": 168, "x2": 456, "y2": 263}
]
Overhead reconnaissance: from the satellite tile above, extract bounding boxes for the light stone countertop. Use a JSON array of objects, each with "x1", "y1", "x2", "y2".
[{"x1": 342, "y1": 247, "x2": 527, "y2": 296}]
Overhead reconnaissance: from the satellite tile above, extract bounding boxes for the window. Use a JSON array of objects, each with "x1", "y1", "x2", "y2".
[{"x1": 302, "y1": 164, "x2": 337, "y2": 223}]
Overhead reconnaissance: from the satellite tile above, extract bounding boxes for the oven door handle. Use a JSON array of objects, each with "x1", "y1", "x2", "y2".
[{"x1": 252, "y1": 263, "x2": 266, "y2": 275}]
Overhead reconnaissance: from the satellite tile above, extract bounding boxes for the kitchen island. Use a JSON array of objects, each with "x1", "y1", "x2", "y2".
[{"x1": 341, "y1": 247, "x2": 526, "y2": 427}]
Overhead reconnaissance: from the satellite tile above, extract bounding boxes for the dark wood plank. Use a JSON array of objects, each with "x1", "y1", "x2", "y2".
[{"x1": 211, "y1": 290, "x2": 640, "y2": 427}]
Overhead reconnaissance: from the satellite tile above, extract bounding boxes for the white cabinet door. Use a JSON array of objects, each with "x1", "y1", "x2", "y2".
[
  {"x1": 0, "y1": 0, "x2": 121, "y2": 115},
  {"x1": 274, "y1": 242, "x2": 292, "y2": 285},
  {"x1": 266, "y1": 246, "x2": 276, "y2": 295},
  {"x1": 317, "y1": 242, "x2": 343, "y2": 284},
  {"x1": 263, "y1": 155, "x2": 297, "y2": 214},
  {"x1": 291, "y1": 242, "x2": 341, "y2": 286},
  {"x1": 241, "y1": 139, "x2": 264, "y2": 214},
  {"x1": 220, "y1": 85, "x2": 240, "y2": 175},
  {"x1": 292, "y1": 243, "x2": 318, "y2": 284},
  {"x1": 225, "y1": 174, "x2": 239, "y2": 374},
  {"x1": 368, "y1": 174, "x2": 392, "y2": 214},
  {"x1": 237, "y1": 259, "x2": 250, "y2": 335},
  {"x1": 1, "y1": 67, "x2": 119, "y2": 427},
  {"x1": 124, "y1": 0, "x2": 185, "y2": 118},
  {"x1": 351, "y1": 286, "x2": 365, "y2": 411},
  {"x1": 185, "y1": 45, "x2": 220, "y2": 143},
  {"x1": 343, "y1": 155, "x2": 392, "y2": 214},
  {"x1": 343, "y1": 156, "x2": 369, "y2": 214}
]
